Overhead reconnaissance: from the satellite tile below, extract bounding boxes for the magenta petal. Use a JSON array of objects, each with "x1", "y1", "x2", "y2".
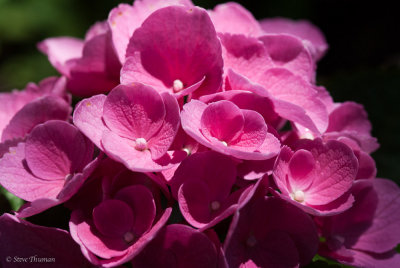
[
  {"x1": 260, "y1": 18, "x2": 328, "y2": 61},
  {"x1": 179, "y1": 179, "x2": 212, "y2": 226},
  {"x1": 102, "y1": 130, "x2": 184, "y2": 172},
  {"x1": 229, "y1": 109, "x2": 267, "y2": 151},
  {"x1": 148, "y1": 92, "x2": 180, "y2": 159},
  {"x1": 103, "y1": 84, "x2": 165, "y2": 140},
  {"x1": 114, "y1": 185, "x2": 156, "y2": 236},
  {"x1": 93, "y1": 199, "x2": 134, "y2": 238},
  {"x1": 0, "y1": 143, "x2": 63, "y2": 202},
  {"x1": 288, "y1": 149, "x2": 315, "y2": 184},
  {"x1": 25, "y1": 120, "x2": 94, "y2": 180},
  {"x1": 37, "y1": 37, "x2": 83, "y2": 76},
  {"x1": 0, "y1": 213, "x2": 90, "y2": 267},
  {"x1": 131, "y1": 224, "x2": 219, "y2": 268},
  {"x1": 124, "y1": 6, "x2": 223, "y2": 97},
  {"x1": 200, "y1": 100, "x2": 244, "y2": 143},
  {"x1": 1, "y1": 96, "x2": 71, "y2": 142},
  {"x1": 209, "y1": 2, "x2": 262, "y2": 36},
  {"x1": 73, "y1": 94, "x2": 108, "y2": 149}
]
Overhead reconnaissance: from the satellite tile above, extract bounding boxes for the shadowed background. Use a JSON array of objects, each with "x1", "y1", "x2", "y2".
[{"x1": 0, "y1": 0, "x2": 398, "y2": 183}]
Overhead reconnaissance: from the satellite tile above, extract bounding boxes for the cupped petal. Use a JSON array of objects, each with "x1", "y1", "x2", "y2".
[
  {"x1": 229, "y1": 109, "x2": 267, "y2": 151},
  {"x1": 131, "y1": 224, "x2": 219, "y2": 268},
  {"x1": 147, "y1": 92, "x2": 180, "y2": 159},
  {"x1": 124, "y1": 5, "x2": 223, "y2": 97},
  {"x1": 1, "y1": 96, "x2": 71, "y2": 142},
  {"x1": 0, "y1": 143, "x2": 63, "y2": 202},
  {"x1": 288, "y1": 149, "x2": 315, "y2": 189},
  {"x1": 259, "y1": 34, "x2": 315, "y2": 82},
  {"x1": 260, "y1": 17, "x2": 328, "y2": 61},
  {"x1": 103, "y1": 84, "x2": 165, "y2": 140},
  {"x1": 114, "y1": 185, "x2": 156, "y2": 236},
  {"x1": 93, "y1": 199, "x2": 134, "y2": 238},
  {"x1": 200, "y1": 100, "x2": 244, "y2": 143},
  {"x1": 37, "y1": 37, "x2": 83, "y2": 76},
  {"x1": 102, "y1": 130, "x2": 185, "y2": 172},
  {"x1": 209, "y1": 2, "x2": 262, "y2": 36},
  {"x1": 73, "y1": 94, "x2": 108, "y2": 149},
  {"x1": 25, "y1": 120, "x2": 94, "y2": 180}
]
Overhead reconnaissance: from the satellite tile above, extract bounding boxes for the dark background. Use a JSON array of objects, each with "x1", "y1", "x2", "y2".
[{"x1": 0, "y1": 0, "x2": 399, "y2": 184}]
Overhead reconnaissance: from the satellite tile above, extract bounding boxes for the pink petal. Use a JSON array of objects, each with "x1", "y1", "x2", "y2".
[
  {"x1": 73, "y1": 94, "x2": 108, "y2": 149},
  {"x1": 288, "y1": 149, "x2": 315, "y2": 187},
  {"x1": 0, "y1": 143, "x2": 63, "y2": 202},
  {"x1": 93, "y1": 199, "x2": 134, "y2": 238},
  {"x1": 114, "y1": 185, "x2": 156, "y2": 236},
  {"x1": 102, "y1": 130, "x2": 185, "y2": 172},
  {"x1": 37, "y1": 37, "x2": 83, "y2": 76},
  {"x1": 123, "y1": 6, "x2": 223, "y2": 97},
  {"x1": 1, "y1": 96, "x2": 71, "y2": 142},
  {"x1": 103, "y1": 84, "x2": 165, "y2": 140},
  {"x1": 25, "y1": 120, "x2": 94, "y2": 180},
  {"x1": 260, "y1": 17, "x2": 328, "y2": 61},
  {"x1": 200, "y1": 100, "x2": 244, "y2": 143},
  {"x1": 209, "y1": 2, "x2": 262, "y2": 36},
  {"x1": 147, "y1": 92, "x2": 180, "y2": 159}
]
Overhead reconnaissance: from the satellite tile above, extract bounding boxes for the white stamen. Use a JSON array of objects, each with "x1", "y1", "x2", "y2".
[
  {"x1": 123, "y1": 232, "x2": 135, "y2": 243},
  {"x1": 172, "y1": 79, "x2": 184, "y2": 92},
  {"x1": 246, "y1": 235, "x2": 257, "y2": 247},
  {"x1": 300, "y1": 128, "x2": 315, "y2": 140},
  {"x1": 182, "y1": 147, "x2": 191, "y2": 155},
  {"x1": 211, "y1": 201, "x2": 220, "y2": 211},
  {"x1": 135, "y1": 138, "x2": 148, "y2": 151},
  {"x1": 293, "y1": 190, "x2": 305, "y2": 203},
  {"x1": 221, "y1": 141, "x2": 228, "y2": 146}
]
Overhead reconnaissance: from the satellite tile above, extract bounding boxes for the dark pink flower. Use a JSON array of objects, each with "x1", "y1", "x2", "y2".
[
  {"x1": 170, "y1": 151, "x2": 245, "y2": 229},
  {"x1": 260, "y1": 17, "x2": 328, "y2": 61},
  {"x1": 73, "y1": 83, "x2": 185, "y2": 172},
  {"x1": 39, "y1": 21, "x2": 121, "y2": 96},
  {"x1": 0, "y1": 213, "x2": 91, "y2": 267},
  {"x1": 224, "y1": 180, "x2": 318, "y2": 268},
  {"x1": 131, "y1": 224, "x2": 219, "y2": 268},
  {"x1": 0, "y1": 120, "x2": 96, "y2": 217},
  {"x1": 273, "y1": 139, "x2": 358, "y2": 216},
  {"x1": 108, "y1": 0, "x2": 194, "y2": 64},
  {"x1": 69, "y1": 161, "x2": 171, "y2": 267},
  {"x1": 181, "y1": 99, "x2": 280, "y2": 160},
  {"x1": 317, "y1": 179, "x2": 400, "y2": 267},
  {"x1": 121, "y1": 6, "x2": 223, "y2": 99}
]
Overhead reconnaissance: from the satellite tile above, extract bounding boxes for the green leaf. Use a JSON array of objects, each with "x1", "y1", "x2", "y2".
[{"x1": 0, "y1": 186, "x2": 24, "y2": 211}]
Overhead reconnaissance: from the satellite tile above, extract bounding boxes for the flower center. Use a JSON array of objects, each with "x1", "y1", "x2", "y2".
[
  {"x1": 182, "y1": 147, "x2": 191, "y2": 155},
  {"x1": 172, "y1": 79, "x2": 184, "y2": 92},
  {"x1": 221, "y1": 141, "x2": 228, "y2": 146},
  {"x1": 123, "y1": 231, "x2": 135, "y2": 243},
  {"x1": 210, "y1": 201, "x2": 220, "y2": 211},
  {"x1": 135, "y1": 138, "x2": 148, "y2": 151},
  {"x1": 293, "y1": 190, "x2": 305, "y2": 203},
  {"x1": 300, "y1": 128, "x2": 314, "y2": 140}
]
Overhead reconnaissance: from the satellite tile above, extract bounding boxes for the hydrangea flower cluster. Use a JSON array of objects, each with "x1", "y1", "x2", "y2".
[{"x1": 0, "y1": 1, "x2": 399, "y2": 267}]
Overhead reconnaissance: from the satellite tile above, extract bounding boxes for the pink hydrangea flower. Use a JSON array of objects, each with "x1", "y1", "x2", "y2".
[
  {"x1": 0, "y1": 120, "x2": 96, "y2": 217},
  {"x1": 38, "y1": 21, "x2": 121, "y2": 96},
  {"x1": 73, "y1": 83, "x2": 185, "y2": 172},
  {"x1": 120, "y1": 5, "x2": 223, "y2": 99},
  {"x1": 317, "y1": 179, "x2": 400, "y2": 267},
  {"x1": 69, "y1": 160, "x2": 171, "y2": 267},
  {"x1": 181, "y1": 99, "x2": 281, "y2": 160},
  {"x1": 131, "y1": 224, "x2": 220, "y2": 267},
  {"x1": 170, "y1": 151, "x2": 246, "y2": 230},
  {"x1": 108, "y1": 0, "x2": 194, "y2": 64},
  {"x1": 0, "y1": 77, "x2": 71, "y2": 158},
  {"x1": 272, "y1": 138, "x2": 358, "y2": 216}
]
